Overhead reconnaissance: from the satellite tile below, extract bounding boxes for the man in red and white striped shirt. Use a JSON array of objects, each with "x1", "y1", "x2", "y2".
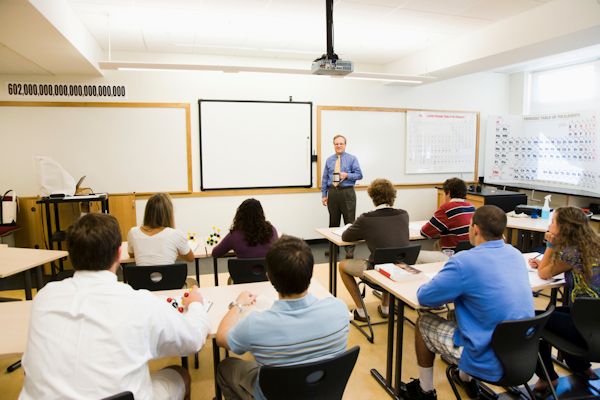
[{"x1": 418, "y1": 178, "x2": 475, "y2": 263}]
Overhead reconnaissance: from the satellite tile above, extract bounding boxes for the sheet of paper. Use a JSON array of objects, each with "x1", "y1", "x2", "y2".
[
  {"x1": 331, "y1": 224, "x2": 351, "y2": 236},
  {"x1": 188, "y1": 239, "x2": 199, "y2": 252},
  {"x1": 409, "y1": 221, "x2": 423, "y2": 231},
  {"x1": 528, "y1": 271, "x2": 564, "y2": 287}
]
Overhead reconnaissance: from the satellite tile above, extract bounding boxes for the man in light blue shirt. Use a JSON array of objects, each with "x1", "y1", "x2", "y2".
[
  {"x1": 216, "y1": 235, "x2": 349, "y2": 400},
  {"x1": 321, "y1": 134, "x2": 363, "y2": 258},
  {"x1": 402, "y1": 205, "x2": 534, "y2": 400}
]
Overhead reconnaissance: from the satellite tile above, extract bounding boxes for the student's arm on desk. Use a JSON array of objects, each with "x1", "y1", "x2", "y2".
[
  {"x1": 151, "y1": 288, "x2": 210, "y2": 357},
  {"x1": 530, "y1": 246, "x2": 572, "y2": 280},
  {"x1": 417, "y1": 259, "x2": 463, "y2": 308},
  {"x1": 211, "y1": 231, "x2": 235, "y2": 258},
  {"x1": 419, "y1": 211, "x2": 445, "y2": 239},
  {"x1": 216, "y1": 291, "x2": 257, "y2": 350},
  {"x1": 341, "y1": 217, "x2": 363, "y2": 242}
]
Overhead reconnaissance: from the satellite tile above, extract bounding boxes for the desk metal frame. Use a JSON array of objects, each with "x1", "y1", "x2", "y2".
[
  {"x1": 365, "y1": 261, "x2": 565, "y2": 399},
  {"x1": 37, "y1": 195, "x2": 109, "y2": 275}
]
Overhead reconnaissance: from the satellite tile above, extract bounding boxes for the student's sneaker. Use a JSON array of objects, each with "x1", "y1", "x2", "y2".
[
  {"x1": 353, "y1": 309, "x2": 368, "y2": 323},
  {"x1": 450, "y1": 368, "x2": 480, "y2": 399},
  {"x1": 400, "y1": 378, "x2": 437, "y2": 400},
  {"x1": 377, "y1": 305, "x2": 389, "y2": 319}
]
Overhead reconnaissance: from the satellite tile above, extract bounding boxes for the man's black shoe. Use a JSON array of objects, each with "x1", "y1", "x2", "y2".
[
  {"x1": 400, "y1": 378, "x2": 437, "y2": 400},
  {"x1": 450, "y1": 368, "x2": 480, "y2": 399}
]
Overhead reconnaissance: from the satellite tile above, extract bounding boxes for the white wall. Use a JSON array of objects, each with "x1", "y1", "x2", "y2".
[{"x1": 1, "y1": 70, "x2": 509, "y2": 239}]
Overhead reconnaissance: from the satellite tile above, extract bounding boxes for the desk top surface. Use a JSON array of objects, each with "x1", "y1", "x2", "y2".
[
  {"x1": 0, "y1": 247, "x2": 68, "y2": 278},
  {"x1": 316, "y1": 220, "x2": 427, "y2": 246},
  {"x1": 505, "y1": 216, "x2": 551, "y2": 232},
  {"x1": 0, "y1": 279, "x2": 330, "y2": 356},
  {"x1": 120, "y1": 241, "x2": 214, "y2": 264},
  {"x1": 36, "y1": 194, "x2": 108, "y2": 203},
  {"x1": 364, "y1": 252, "x2": 564, "y2": 309}
]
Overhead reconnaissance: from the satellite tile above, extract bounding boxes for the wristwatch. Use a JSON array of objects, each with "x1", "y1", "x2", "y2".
[{"x1": 228, "y1": 301, "x2": 244, "y2": 313}]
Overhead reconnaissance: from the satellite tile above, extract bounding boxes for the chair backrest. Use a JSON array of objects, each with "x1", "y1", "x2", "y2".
[
  {"x1": 454, "y1": 241, "x2": 473, "y2": 253},
  {"x1": 490, "y1": 306, "x2": 554, "y2": 387},
  {"x1": 258, "y1": 346, "x2": 360, "y2": 400},
  {"x1": 101, "y1": 392, "x2": 134, "y2": 400},
  {"x1": 228, "y1": 258, "x2": 268, "y2": 284},
  {"x1": 373, "y1": 244, "x2": 421, "y2": 265},
  {"x1": 571, "y1": 297, "x2": 600, "y2": 361},
  {"x1": 122, "y1": 263, "x2": 187, "y2": 291}
]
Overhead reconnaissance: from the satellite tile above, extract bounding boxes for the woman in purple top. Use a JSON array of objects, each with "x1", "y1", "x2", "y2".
[{"x1": 212, "y1": 198, "x2": 278, "y2": 259}]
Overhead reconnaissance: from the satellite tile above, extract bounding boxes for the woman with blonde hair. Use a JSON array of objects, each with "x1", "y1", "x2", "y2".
[
  {"x1": 529, "y1": 206, "x2": 600, "y2": 395},
  {"x1": 127, "y1": 193, "x2": 194, "y2": 266}
]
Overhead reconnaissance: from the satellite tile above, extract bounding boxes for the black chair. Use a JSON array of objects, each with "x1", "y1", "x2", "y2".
[
  {"x1": 258, "y1": 346, "x2": 360, "y2": 400},
  {"x1": 446, "y1": 306, "x2": 555, "y2": 399},
  {"x1": 122, "y1": 262, "x2": 193, "y2": 369},
  {"x1": 227, "y1": 258, "x2": 267, "y2": 284},
  {"x1": 454, "y1": 241, "x2": 473, "y2": 253},
  {"x1": 538, "y1": 298, "x2": 600, "y2": 400},
  {"x1": 122, "y1": 263, "x2": 187, "y2": 291},
  {"x1": 101, "y1": 392, "x2": 134, "y2": 400},
  {"x1": 351, "y1": 244, "x2": 421, "y2": 343}
]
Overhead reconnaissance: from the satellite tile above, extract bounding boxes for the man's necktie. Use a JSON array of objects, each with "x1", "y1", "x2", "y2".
[{"x1": 333, "y1": 155, "x2": 341, "y2": 187}]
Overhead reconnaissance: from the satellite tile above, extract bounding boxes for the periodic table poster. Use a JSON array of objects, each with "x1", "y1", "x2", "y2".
[
  {"x1": 405, "y1": 111, "x2": 477, "y2": 174},
  {"x1": 485, "y1": 111, "x2": 600, "y2": 197}
]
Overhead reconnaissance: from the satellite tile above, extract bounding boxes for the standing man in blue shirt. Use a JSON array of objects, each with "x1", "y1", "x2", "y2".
[
  {"x1": 402, "y1": 205, "x2": 534, "y2": 400},
  {"x1": 322, "y1": 134, "x2": 363, "y2": 258}
]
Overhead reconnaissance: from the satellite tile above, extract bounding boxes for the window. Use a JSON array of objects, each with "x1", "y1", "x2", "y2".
[{"x1": 527, "y1": 59, "x2": 600, "y2": 114}]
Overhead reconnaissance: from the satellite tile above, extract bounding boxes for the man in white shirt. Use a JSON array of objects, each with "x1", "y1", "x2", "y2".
[{"x1": 20, "y1": 213, "x2": 210, "y2": 400}]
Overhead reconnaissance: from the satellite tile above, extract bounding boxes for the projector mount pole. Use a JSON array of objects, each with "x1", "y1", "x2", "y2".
[{"x1": 326, "y1": 0, "x2": 338, "y2": 61}]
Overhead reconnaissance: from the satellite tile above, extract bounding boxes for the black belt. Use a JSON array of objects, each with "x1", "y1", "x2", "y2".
[{"x1": 329, "y1": 186, "x2": 354, "y2": 190}]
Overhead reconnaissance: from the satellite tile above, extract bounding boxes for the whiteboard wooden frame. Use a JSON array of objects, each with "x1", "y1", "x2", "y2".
[
  {"x1": 317, "y1": 105, "x2": 480, "y2": 189},
  {"x1": 0, "y1": 101, "x2": 193, "y2": 195}
]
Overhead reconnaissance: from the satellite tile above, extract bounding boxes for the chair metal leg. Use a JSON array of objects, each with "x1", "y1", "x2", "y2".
[
  {"x1": 523, "y1": 383, "x2": 536, "y2": 400},
  {"x1": 537, "y1": 353, "x2": 559, "y2": 400},
  {"x1": 446, "y1": 365, "x2": 463, "y2": 400},
  {"x1": 194, "y1": 353, "x2": 199, "y2": 369},
  {"x1": 349, "y1": 285, "x2": 375, "y2": 343}
]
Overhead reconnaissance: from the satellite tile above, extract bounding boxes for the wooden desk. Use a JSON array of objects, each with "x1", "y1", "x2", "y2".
[
  {"x1": 0, "y1": 300, "x2": 32, "y2": 356},
  {"x1": 316, "y1": 221, "x2": 426, "y2": 295},
  {"x1": 0, "y1": 247, "x2": 68, "y2": 299},
  {"x1": 505, "y1": 215, "x2": 551, "y2": 251},
  {"x1": 363, "y1": 253, "x2": 564, "y2": 399}
]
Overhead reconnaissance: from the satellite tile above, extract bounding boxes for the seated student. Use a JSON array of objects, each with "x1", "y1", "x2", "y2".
[
  {"x1": 339, "y1": 178, "x2": 410, "y2": 321},
  {"x1": 211, "y1": 198, "x2": 278, "y2": 258},
  {"x1": 529, "y1": 206, "x2": 600, "y2": 396},
  {"x1": 215, "y1": 235, "x2": 349, "y2": 400},
  {"x1": 418, "y1": 177, "x2": 475, "y2": 263},
  {"x1": 127, "y1": 192, "x2": 194, "y2": 266},
  {"x1": 20, "y1": 213, "x2": 210, "y2": 400},
  {"x1": 403, "y1": 205, "x2": 534, "y2": 400}
]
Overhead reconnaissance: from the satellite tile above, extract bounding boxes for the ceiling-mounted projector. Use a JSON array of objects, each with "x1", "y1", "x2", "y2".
[
  {"x1": 312, "y1": 0, "x2": 353, "y2": 76},
  {"x1": 311, "y1": 58, "x2": 353, "y2": 75}
]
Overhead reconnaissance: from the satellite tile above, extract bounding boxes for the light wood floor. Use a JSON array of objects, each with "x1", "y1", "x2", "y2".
[{"x1": 0, "y1": 263, "x2": 565, "y2": 400}]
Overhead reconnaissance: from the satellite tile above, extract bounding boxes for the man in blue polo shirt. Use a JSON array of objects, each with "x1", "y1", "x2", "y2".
[
  {"x1": 402, "y1": 205, "x2": 534, "y2": 400},
  {"x1": 215, "y1": 235, "x2": 349, "y2": 400}
]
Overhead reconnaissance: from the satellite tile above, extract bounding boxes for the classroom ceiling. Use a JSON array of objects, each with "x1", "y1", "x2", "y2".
[
  {"x1": 0, "y1": 0, "x2": 599, "y2": 83},
  {"x1": 68, "y1": 0, "x2": 550, "y2": 64}
]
